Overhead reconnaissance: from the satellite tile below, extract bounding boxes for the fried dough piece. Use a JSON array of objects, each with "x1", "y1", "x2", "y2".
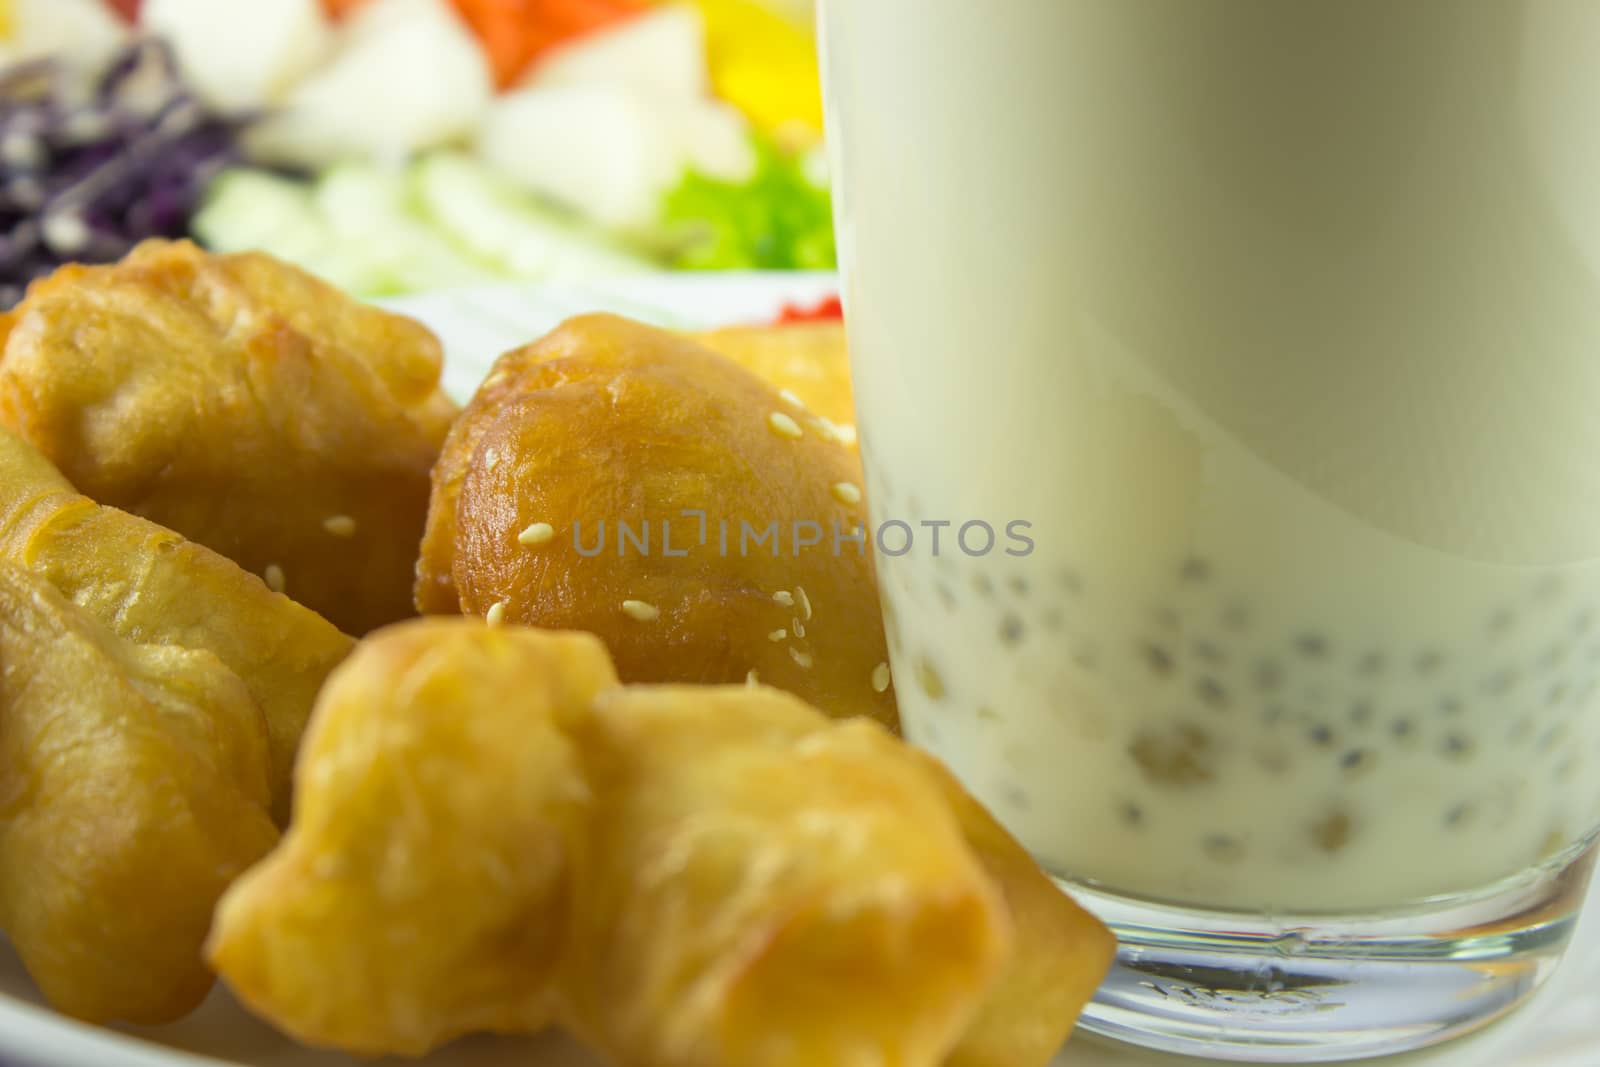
[
  {"x1": 557, "y1": 685, "x2": 1009, "y2": 1067},
  {"x1": 212, "y1": 624, "x2": 1109, "y2": 1064},
  {"x1": 208, "y1": 620, "x2": 619, "y2": 1057},
  {"x1": 913, "y1": 753, "x2": 1117, "y2": 1067},
  {"x1": 691, "y1": 321, "x2": 857, "y2": 443},
  {"x1": 418, "y1": 314, "x2": 895, "y2": 727},
  {"x1": 0, "y1": 239, "x2": 458, "y2": 635},
  {"x1": 0, "y1": 428, "x2": 354, "y2": 821},
  {"x1": 0, "y1": 566, "x2": 278, "y2": 1025}
]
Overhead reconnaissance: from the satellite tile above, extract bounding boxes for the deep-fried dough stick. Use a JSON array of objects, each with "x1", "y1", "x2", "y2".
[
  {"x1": 558, "y1": 684, "x2": 1011, "y2": 1067},
  {"x1": 209, "y1": 620, "x2": 619, "y2": 1057},
  {"x1": 0, "y1": 428, "x2": 354, "y2": 820},
  {"x1": 0, "y1": 565, "x2": 278, "y2": 1025},
  {"x1": 0, "y1": 239, "x2": 458, "y2": 635},
  {"x1": 210, "y1": 624, "x2": 1125, "y2": 1066},
  {"x1": 563, "y1": 699, "x2": 1114, "y2": 1067},
  {"x1": 913, "y1": 752, "x2": 1117, "y2": 1067}
]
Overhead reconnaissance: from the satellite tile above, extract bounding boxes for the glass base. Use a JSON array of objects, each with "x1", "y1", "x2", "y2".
[{"x1": 1068, "y1": 837, "x2": 1599, "y2": 1063}]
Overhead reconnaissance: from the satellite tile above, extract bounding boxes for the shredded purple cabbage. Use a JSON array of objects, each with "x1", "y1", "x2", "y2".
[{"x1": 0, "y1": 41, "x2": 250, "y2": 309}]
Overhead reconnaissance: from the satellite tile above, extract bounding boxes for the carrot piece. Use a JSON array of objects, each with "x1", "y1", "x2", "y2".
[
  {"x1": 539, "y1": 0, "x2": 642, "y2": 37},
  {"x1": 451, "y1": 0, "x2": 643, "y2": 88},
  {"x1": 449, "y1": 0, "x2": 523, "y2": 87},
  {"x1": 320, "y1": 0, "x2": 372, "y2": 18}
]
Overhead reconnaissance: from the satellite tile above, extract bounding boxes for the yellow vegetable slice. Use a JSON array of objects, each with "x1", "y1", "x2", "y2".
[{"x1": 668, "y1": 0, "x2": 822, "y2": 131}]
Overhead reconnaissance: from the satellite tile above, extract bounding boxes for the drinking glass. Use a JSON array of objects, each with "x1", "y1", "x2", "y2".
[{"x1": 819, "y1": 1, "x2": 1600, "y2": 1059}]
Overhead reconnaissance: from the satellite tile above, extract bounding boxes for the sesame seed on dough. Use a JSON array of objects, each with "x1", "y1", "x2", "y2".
[
  {"x1": 872, "y1": 662, "x2": 892, "y2": 693},
  {"x1": 789, "y1": 648, "x2": 814, "y2": 669},
  {"x1": 769, "y1": 629, "x2": 788, "y2": 642},
  {"x1": 793, "y1": 619, "x2": 806, "y2": 639},
  {"x1": 622, "y1": 600, "x2": 660, "y2": 622},
  {"x1": 779, "y1": 389, "x2": 806, "y2": 409},
  {"x1": 796, "y1": 586, "x2": 813, "y2": 622},
  {"x1": 831, "y1": 482, "x2": 862, "y2": 505},
  {"x1": 323, "y1": 515, "x2": 357, "y2": 538},
  {"x1": 518, "y1": 522, "x2": 556, "y2": 546},
  {"x1": 486, "y1": 601, "x2": 509, "y2": 626},
  {"x1": 773, "y1": 590, "x2": 795, "y2": 607},
  {"x1": 484, "y1": 448, "x2": 500, "y2": 472},
  {"x1": 767, "y1": 412, "x2": 804, "y2": 439},
  {"x1": 746, "y1": 670, "x2": 760, "y2": 687},
  {"x1": 263, "y1": 564, "x2": 286, "y2": 593}
]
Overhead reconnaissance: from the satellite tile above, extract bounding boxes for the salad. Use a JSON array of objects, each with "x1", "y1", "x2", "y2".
[
  {"x1": 0, "y1": 41, "x2": 247, "y2": 307},
  {"x1": 0, "y1": 0, "x2": 832, "y2": 306}
]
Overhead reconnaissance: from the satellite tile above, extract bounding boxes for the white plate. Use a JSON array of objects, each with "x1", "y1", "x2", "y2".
[{"x1": 3, "y1": 274, "x2": 1597, "y2": 1067}]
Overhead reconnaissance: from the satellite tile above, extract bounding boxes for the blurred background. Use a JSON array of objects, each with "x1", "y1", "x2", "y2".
[{"x1": 0, "y1": 0, "x2": 829, "y2": 309}]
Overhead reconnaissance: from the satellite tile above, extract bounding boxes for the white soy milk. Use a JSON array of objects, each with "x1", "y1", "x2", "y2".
[{"x1": 822, "y1": 0, "x2": 1600, "y2": 910}]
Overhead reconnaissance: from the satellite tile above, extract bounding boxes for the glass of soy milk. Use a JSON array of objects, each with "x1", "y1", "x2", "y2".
[{"x1": 820, "y1": 0, "x2": 1600, "y2": 1059}]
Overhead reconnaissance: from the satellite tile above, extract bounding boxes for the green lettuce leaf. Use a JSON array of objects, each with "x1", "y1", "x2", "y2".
[{"x1": 662, "y1": 138, "x2": 836, "y2": 271}]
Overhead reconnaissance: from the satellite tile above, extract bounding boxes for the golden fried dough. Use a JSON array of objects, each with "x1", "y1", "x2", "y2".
[
  {"x1": 211, "y1": 623, "x2": 1112, "y2": 1064},
  {"x1": 914, "y1": 753, "x2": 1117, "y2": 1067},
  {"x1": 558, "y1": 684, "x2": 1011, "y2": 1067},
  {"x1": 418, "y1": 314, "x2": 895, "y2": 727},
  {"x1": 0, "y1": 565, "x2": 278, "y2": 1025},
  {"x1": 0, "y1": 428, "x2": 354, "y2": 821},
  {"x1": 208, "y1": 619, "x2": 619, "y2": 1057},
  {"x1": 0, "y1": 239, "x2": 458, "y2": 635},
  {"x1": 691, "y1": 321, "x2": 857, "y2": 442}
]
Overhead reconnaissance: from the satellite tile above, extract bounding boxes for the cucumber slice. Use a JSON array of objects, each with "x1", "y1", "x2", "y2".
[
  {"x1": 197, "y1": 155, "x2": 660, "y2": 295},
  {"x1": 412, "y1": 153, "x2": 659, "y2": 280},
  {"x1": 193, "y1": 169, "x2": 334, "y2": 264},
  {"x1": 197, "y1": 166, "x2": 486, "y2": 296},
  {"x1": 195, "y1": 173, "x2": 388, "y2": 293},
  {"x1": 312, "y1": 162, "x2": 499, "y2": 293}
]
